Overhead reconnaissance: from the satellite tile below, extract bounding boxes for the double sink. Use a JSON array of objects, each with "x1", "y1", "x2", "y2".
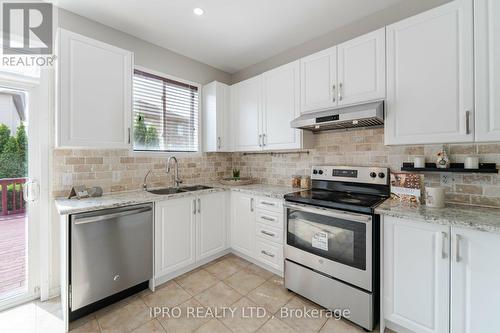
[{"x1": 147, "y1": 185, "x2": 212, "y2": 195}]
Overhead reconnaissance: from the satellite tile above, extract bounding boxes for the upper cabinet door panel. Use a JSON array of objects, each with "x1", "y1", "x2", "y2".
[
  {"x1": 385, "y1": 0, "x2": 474, "y2": 145},
  {"x1": 300, "y1": 46, "x2": 337, "y2": 113},
  {"x1": 233, "y1": 76, "x2": 262, "y2": 151},
  {"x1": 337, "y1": 28, "x2": 386, "y2": 106},
  {"x1": 58, "y1": 29, "x2": 132, "y2": 148},
  {"x1": 474, "y1": 0, "x2": 500, "y2": 142},
  {"x1": 262, "y1": 61, "x2": 300, "y2": 150}
]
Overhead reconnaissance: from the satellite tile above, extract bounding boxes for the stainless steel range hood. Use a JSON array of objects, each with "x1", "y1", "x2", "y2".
[{"x1": 291, "y1": 101, "x2": 384, "y2": 132}]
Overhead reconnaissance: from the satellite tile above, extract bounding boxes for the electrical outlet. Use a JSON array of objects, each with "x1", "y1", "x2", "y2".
[
  {"x1": 440, "y1": 174, "x2": 450, "y2": 186},
  {"x1": 112, "y1": 171, "x2": 121, "y2": 182}
]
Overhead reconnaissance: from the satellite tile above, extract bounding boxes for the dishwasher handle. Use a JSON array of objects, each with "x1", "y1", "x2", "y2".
[{"x1": 73, "y1": 205, "x2": 152, "y2": 225}]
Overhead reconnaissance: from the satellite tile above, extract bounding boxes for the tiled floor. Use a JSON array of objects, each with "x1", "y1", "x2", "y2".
[{"x1": 0, "y1": 254, "x2": 391, "y2": 333}]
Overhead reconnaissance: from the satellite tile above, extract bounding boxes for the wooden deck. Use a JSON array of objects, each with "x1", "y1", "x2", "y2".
[{"x1": 0, "y1": 214, "x2": 25, "y2": 298}]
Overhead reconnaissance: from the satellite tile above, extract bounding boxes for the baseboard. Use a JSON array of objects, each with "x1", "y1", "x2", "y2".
[
  {"x1": 385, "y1": 319, "x2": 415, "y2": 333},
  {"x1": 154, "y1": 249, "x2": 231, "y2": 286},
  {"x1": 230, "y1": 249, "x2": 284, "y2": 277}
]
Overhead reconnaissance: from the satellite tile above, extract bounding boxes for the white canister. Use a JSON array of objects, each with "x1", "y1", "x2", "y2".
[
  {"x1": 425, "y1": 187, "x2": 445, "y2": 208},
  {"x1": 464, "y1": 156, "x2": 479, "y2": 169},
  {"x1": 413, "y1": 156, "x2": 426, "y2": 168}
]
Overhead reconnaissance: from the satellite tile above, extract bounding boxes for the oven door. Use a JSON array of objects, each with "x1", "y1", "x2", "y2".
[{"x1": 284, "y1": 202, "x2": 372, "y2": 291}]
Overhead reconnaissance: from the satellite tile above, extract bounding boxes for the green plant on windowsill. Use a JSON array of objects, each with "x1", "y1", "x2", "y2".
[{"x1": 232, "y1": 169, "x2": 240, "y2": 180}]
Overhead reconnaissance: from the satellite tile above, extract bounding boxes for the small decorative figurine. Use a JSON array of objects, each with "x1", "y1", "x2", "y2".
[{"x1": 436, "y1": 149, "x2": 450, "y2": 169}]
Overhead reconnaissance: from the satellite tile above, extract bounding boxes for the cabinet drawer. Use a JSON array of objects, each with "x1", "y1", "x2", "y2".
[
  {"x1": 255, "y1": 197, "x2": 282, "y2": 213},
  {"x1": 255, "y1": 238, "x2": 283, "y2": 271},
  {"x1": 256, "y1": 223, "x2": 283, "y2": 244},
  {"x1": 256, "y1": 209, "x2": 283, "y2": 229}
]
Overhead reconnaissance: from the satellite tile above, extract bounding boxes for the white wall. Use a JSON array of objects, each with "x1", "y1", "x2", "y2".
[
  {"x1": 0, "y1": 94, "x2": 20, "y2": 134},
  {"x1": 231, "y1": 0, "x2": 452, "y2": 83},
  {"x1": 57, "y1": 8, "x2": 232, "y2": 85}
]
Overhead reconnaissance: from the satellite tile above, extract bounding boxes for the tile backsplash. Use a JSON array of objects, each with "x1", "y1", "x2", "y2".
[{"x1": 53, "y1": 128, "x2": 500, "y2": 207}]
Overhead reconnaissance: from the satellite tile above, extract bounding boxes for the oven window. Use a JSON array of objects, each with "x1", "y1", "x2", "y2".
[{"x1": 287, "y1": 209, "x2": 366, "y2": 270}]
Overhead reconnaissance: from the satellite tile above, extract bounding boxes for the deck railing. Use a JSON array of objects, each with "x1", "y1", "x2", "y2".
[{"x1": 0, "y1": 178, "x2": 26, "y2": 216}]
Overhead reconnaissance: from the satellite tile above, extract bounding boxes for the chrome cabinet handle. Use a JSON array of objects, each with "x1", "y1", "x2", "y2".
[
  {"x1": 261, "y1": 216, "x2": 276, "y2": 222},
  {"x1": 193, "y1": 199, "x2": 197, "y2": 215},
  {"x1": 455, "y1": 234, "x2": 462, "y2": 262},
  {"x1": 258, "y1": 134, "x2": 262, "y2": 147},
  {"x1": 128, "y1": 128, "x2": 131, "y2": 144},
  {"x1": 332, "y1": 84, "x2": 336, "y2": 102},
  {"x1": 250, "y1": 198, "x2": 254, "y2": 212},
  {"x1": 261, "y1": 201, "x2": 276, "y2": 206},
  {"x1": 261, "y1": 250, "x2": 275, "y2": 258},
  {"x1": 260, "y1": 230, "x2": 275, "y2": 237},
  {"x1": 197, "y1": 198, "x2": 201, "y2": 213},
  {"x1": 441, "y1": 232, "x2": 448, "y2": 259},
  {"x1": 217, "y1": 137, "x2": 221, "y2": 150},
  {"x1": 262, "y1": 133, "x2": 266, "y2": 146},
  {"x1": 465, "y1": 111, "x2": 471, "y2": 135},
  {"x1": 338, "y1": 83, "x2": 343, "y2": 101}
]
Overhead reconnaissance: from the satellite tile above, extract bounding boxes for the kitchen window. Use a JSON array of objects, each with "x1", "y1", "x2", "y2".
[{"x1": 132, "y1": 68, "x2": 199, "y2": 152}]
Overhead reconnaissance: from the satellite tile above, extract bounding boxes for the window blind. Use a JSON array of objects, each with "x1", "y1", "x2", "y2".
[{"x1": 133, "y1": 69, "x2": 199, "y2": 152}]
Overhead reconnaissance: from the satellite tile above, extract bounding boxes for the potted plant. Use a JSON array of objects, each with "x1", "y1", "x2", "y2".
[{"x1": 232, "y1": 169, "x2": 240, "y2": 180}]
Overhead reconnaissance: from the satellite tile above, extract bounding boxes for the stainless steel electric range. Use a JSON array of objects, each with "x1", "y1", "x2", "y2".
[{"x1": 283, "y1": 166, "x2": 390, "y2": 331}]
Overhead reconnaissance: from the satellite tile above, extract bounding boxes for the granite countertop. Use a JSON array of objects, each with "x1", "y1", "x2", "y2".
[
  {"x1": 376, "y1": 199, "x2": 500, "y2": 233},
  {"x1": 55, "y1": 183, "x2": 303, "y2": 215}
]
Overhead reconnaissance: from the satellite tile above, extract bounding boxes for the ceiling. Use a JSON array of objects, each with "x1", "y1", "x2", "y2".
[{"x1": 50, "y1": 0, "x2": 406, "y2": 73}]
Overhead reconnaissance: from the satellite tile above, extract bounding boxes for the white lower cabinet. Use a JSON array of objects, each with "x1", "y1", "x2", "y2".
[
  {"x1": 383, "y1": 216, "x2": 449, "y2": 333},
  {"x1": 230, "y1": 191, "x2": 256, "y2": 257},
  {"x1": 155, "y1": 192, "x2": 226, "y2": 278},
  {"x1": 197, "y1": 192, "x2": 227, "y2": 261},
  {"x1": 155, "y1": 197, "x2": 196, "y2": 277},
  {"x1": 450, "y1": 227, "x2": 500, "y2": 333},
  {"x1": 384, "y1": 216, "x2": 500, "y2": 333}
]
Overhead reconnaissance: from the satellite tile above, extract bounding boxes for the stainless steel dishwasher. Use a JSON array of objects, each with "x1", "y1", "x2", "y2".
[{"x1": 70, "y1": 204, "x2": 153, "y2": 314}]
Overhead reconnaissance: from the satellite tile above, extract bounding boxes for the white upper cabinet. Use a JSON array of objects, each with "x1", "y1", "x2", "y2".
[
  {"x1": 262, "y1": 61, "x2": 312, "y2": 150},
  {"x1": 337, "y1": 28, "x2": 386, "y2": 106},
  {"x1": 300, "y1": 46, "x2": 338, "y2": 113},
  {"x1": 474, "y1": 0, "x2": 500, "y2": 142},
  {"x1": 57, "y1": 29, "x2": 133, "y2": 148},
  {"x1": 385, "y1": 0, "x2": 474, "y2": 145},
  {"x1": 384, "y1": 216, "x2": 450, "y2": 333},
  {"x1": 232, "y1": 76, "x2": 263, "y2": 151},
  {"x1": 450, "y1": 227, "x2": 500, "y2": 333},
  {"x1": 202, "y1": 81, "x2": 232, "y2": 152}
]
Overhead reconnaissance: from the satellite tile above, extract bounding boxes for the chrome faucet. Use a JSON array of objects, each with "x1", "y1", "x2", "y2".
[
  {"x1": 143, "y1": 170, "x2": 153, "y2": 191},
  {"x1": 167, "y1": 156, "x2": 183, "y2": 188}
]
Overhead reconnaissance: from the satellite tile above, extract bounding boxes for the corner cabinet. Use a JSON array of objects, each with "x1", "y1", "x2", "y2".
[
  {"x1": 231, "y1": 62, "x2": 312, "y2": 152},
  {"x1": 57, "y1": 29, "x2": 133, "y2": 148},
  {"x1": 385, "y1": 0, "x2": 474, "y2": 145},
  {"x1": 474, "y1": 0, "x2": 500, "y2": 142},
  {"x1": 155, "y1": 192, "x2": 227, "y2": 279},
  {"x1": 230, "y1": 191, "x2": 255, "y2": 256},
  {"x1": 202, "y1": 81, "x2": 232, "y2": 152},
  {"x1": 383, "y1": 215, "x2": 500, "y2": 333}
]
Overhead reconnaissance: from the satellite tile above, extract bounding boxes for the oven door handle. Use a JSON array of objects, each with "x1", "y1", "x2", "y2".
[{"x1": 284, "y1": 202, "x2": 372, "y2": 224}]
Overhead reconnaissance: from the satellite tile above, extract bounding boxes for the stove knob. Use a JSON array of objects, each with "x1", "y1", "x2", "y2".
[
  {"x1": 370, "y1": 172, "x2": 377, "y2": 178},
  {"x1": 378, "y1": 172, "x2": 386, "y2": 179},
  {"x1": 313, "y1": 169, "x2": 318, "y2": 175},
  {"x1": 318, "y1": 170, "x2": 324, "y2": 175}
]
